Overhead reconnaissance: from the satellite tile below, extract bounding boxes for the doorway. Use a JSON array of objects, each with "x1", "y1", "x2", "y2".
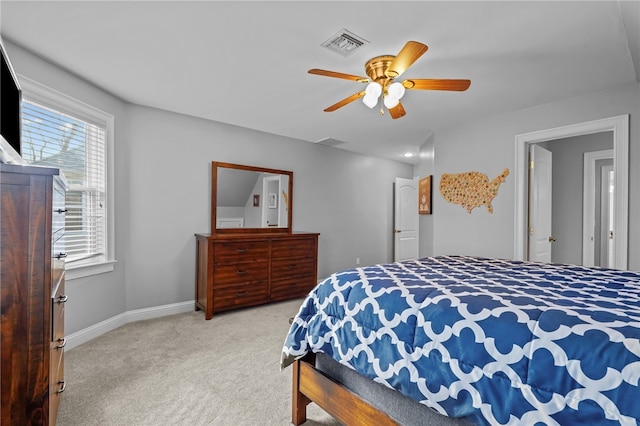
[{"x1": 514, "y1": 115, "x2": 629, "y2": 269}]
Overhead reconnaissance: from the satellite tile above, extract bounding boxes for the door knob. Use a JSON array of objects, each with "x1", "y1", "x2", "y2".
[
  {"x1": 395, "y1": 230, "x2": 401, "y2": 234},
  {"x1": 548, "y1": 236, "x2": 557, "y2": 242}
]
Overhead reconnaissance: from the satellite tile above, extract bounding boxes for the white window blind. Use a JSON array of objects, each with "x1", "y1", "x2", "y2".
[{"x1": 22, "y1": 99, "x2": 107, "y2": 264}]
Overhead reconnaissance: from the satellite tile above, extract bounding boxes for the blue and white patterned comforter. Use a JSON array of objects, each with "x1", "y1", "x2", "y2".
[{"x1": 281, "y1": 256, "x2": 640, "y2": 425}]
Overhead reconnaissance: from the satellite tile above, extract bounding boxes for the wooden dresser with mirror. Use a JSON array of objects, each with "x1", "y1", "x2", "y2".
[{"x1": 195, "y1": 162, "x2": 319, "y2": 320}]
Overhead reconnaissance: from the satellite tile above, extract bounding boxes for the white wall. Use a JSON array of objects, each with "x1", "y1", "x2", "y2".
[
  {"x1": 424, "y1": 82, "x2": 640, "y2": 271},
  {"x1": 124, "y1": 104, "x2": 412, "y2": 310}
]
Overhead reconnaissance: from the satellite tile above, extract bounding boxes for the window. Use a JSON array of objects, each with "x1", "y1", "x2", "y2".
[{"x1": 20, "y1": 77, "x2": 115, "y2": 278}]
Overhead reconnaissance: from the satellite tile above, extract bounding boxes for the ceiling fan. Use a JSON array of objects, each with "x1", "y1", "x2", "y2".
[{"x1": 308, "y1": 41, "x2": 471, "y2": 119}]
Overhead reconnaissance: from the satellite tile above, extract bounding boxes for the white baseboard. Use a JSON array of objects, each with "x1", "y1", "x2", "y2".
[{"x1": 65, "y1": 300, "x2": 195, "y2": 351}]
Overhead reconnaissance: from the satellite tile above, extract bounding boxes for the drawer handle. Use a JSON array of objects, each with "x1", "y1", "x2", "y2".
[
  {"x1": 236, "y1": 270, "x2": 248, "y2": 276},
  {"x1": 236, "y1": 248, "x2": 249, "y2": 253},
  {"x1": 236, "y1": 291, "x2": 248, "y2": 297},
  {"x1": 56, "y1": 294, "x2": 69, "y2": 304},
  {"x1": 56, "y1": 208, "x2": 68, "y2": 214},
  {"x1": 55, "y1": 337, "x2": 66, "y2": 349},
  {"x1": 288, "y1": 264, "x2": 298, "y2": 269},
  {"x1": 55, "y1": 253, "x2": 68, "y2": 260},
  {"x1": 56, "y1": 380, "x2": 66, "y2": 394}
]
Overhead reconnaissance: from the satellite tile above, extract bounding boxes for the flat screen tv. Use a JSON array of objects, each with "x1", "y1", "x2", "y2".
[{"x1": 0, "y1": 37, "x2": 23, "y2": 164}]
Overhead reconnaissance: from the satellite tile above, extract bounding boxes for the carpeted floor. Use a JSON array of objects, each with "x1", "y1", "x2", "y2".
[
  {"x1": 58, "y1": 299, "x2": 338, "y2": 425},
  {"x1": 57, "y1": 299, "x2": 471, "y2": 425}
]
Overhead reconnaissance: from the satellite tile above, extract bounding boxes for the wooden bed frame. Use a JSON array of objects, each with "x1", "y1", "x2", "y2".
[{"x1": 291, "y1": 353, "x2": 399, "y2": 426}]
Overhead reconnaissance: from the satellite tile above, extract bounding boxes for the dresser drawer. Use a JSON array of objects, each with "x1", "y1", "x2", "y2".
[
  {"x1": 50, "y1": 275, "x2": 66, "y2": 426},
  {"x1": 52, "y1": 181, "x2": 66, "y2": 234},
  {"x1": 49, "y1": 344, "x2": 65, "y2": 424},
  {"x1": 50, "y1": 337, "x2": 65, "y2": 384},
  {"x1": 52, "y1": 183, "x2": 66, "y2": 290},
  {"x1": 271, "y1": 257, "x2": 316, "y2": 280},
  {"x1": 213, "y1": 262, "x2": 268, "y2": 286},
  {"x1": 271, "y1": 238, "x2": 316, "y2": 259},
  {"x1": 52, "y1": 234, "x2": 66, "y2": 291},
  {"x1": 271, "y1": 275, "x2": 317, "y2": 301},
  {"x1": 213, "y1": 241, "x2": 269, "y2": 264},
  {"x1": 51, "y1": 282, "x2": 66, "y2": 344},
  {"x1": 213, "y1": 281, "x2": 269, "y2": 310}
]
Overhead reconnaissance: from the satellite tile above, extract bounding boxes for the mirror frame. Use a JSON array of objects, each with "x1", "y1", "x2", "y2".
[{"x1": 212, "y1": 161, "x2": 293, "y2": 234}]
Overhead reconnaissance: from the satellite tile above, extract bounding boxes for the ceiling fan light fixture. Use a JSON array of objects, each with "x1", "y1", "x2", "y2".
[
  {"x1": 365, "y1": 82, "x2": 382, "y2": 97},
  {"x1": 383, "y1": 96, "x2": 399, "y2": 109},
  {"x1": 363, "y1": 94, "x2": 378, "y2": 108},
  {"x1": 387, "y1": 82, "x2": 405, "y2": 99},
  {"x1": 308, "y1": 40, "x2": 470, "y2": 119}
]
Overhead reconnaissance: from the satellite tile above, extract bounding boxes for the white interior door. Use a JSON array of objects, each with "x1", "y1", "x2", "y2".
[
  {"x1": 394, "y1": 177, "x2": 419, "y2": 262},
  {"x1": 528, "y1": 144, "x2": 553, "y2": 262}
]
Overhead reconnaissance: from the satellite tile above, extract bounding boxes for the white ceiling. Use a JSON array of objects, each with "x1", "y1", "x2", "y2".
[{"x1": 1, "y1": 1, "x2": 639, "y2": 164}]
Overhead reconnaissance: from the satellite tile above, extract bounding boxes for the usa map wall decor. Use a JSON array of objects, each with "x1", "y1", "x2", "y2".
[{"x1": 439, "y1": 168, "x2": 509, "y2": 213}]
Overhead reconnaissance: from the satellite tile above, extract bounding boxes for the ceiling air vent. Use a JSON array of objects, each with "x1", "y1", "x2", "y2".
[{"x1": 321, "y1": 29, "x2": 369, "y2": 57}]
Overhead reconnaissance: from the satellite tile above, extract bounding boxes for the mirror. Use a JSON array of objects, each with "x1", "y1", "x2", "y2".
[{"x1": 212, "y1": 162, "x2": 293, "y2": 233}]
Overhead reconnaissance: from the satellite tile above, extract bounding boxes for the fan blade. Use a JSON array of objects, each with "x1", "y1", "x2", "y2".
[
  {"x1": 386, "y1": 41, "x2": 429, "y2": 78},
  {"x1": 324, "y1": 92, "x2": 366, "y2": 112},
  {"x1": 403, "y1": 78, "x2": 471, "y2": 91},
  {"x1": 388, "y1": 102, "x2": 406, "y2": 119},
  {"x1": 308, "y1": 69, "x2": 369, "y2": 83}
]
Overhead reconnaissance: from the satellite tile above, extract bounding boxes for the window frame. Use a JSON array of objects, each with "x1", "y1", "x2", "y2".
[{"x1": 19, "y1": 75, "x2": 116, "y2": 280}]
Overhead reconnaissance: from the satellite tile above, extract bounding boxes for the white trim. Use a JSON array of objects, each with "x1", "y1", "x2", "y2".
[
  {"x1": 17, "y1": 75, "x2": 112, "y2": 126},
  {"x1": 514, "y1": 115, "x2": 629, "y2": 269},
  {"x1": 66, "y1": 260, "x2": 117, "y2": 280},
  {"x1": 582, "y1": 150, "x2": 613, "y2": 267},
  {"x1": 64, "y1": 301, "x2": 195, "y2": 351}
]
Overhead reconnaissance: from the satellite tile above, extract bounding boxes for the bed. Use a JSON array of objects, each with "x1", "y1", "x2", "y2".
[{"x1": 281, "y1": 255, "x2": 640, "y2": 425}]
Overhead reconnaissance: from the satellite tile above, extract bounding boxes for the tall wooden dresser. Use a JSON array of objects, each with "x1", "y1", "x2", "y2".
[{"x1": 1, "y1": 163, "x2": 68, "y2": 425}]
